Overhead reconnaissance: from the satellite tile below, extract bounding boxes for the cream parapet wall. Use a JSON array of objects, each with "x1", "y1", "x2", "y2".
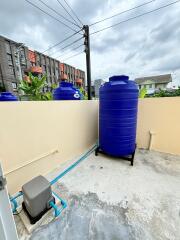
[
  {"x1": 0, "y1": 101, "x2": 98, "y2": 193},
  {"x1": 0, "y1": 98, "x2": 180, "y2": 193}
]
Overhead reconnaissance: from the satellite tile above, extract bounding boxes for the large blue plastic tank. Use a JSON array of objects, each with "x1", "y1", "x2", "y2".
[
  {"x1": 0, "y1": 92, "x2": 18, "y2": 101},
  {"x1": 53, "y1": 81, "x2": 81, "y2": 100},
  {"x1": 99, "y1": 75, "x2": 138, "y2": 156}
]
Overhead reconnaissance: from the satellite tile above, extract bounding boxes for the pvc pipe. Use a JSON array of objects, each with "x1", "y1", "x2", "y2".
[
  {"x1": 5, "y1": 149, "x2": 58, "y2": 175},
  {"x1": 49, "y1": 201, "x2": 60, "y2": 217},
  {"x1": 50, "y1": 144, "x2": 97, "y2": 185},
  {"x1": 52, "y1": 191, "x2": 67, "y2": 208},
  {"x1": 10, "y1": 191, "x2": 23, "y2": 213},
  {"x1": 149, "y1": 131, "x2": 156, "y2": 150},
  {"x1": 50, "y1": 192, "x2": 67, "y2": 217},
  {"x1": 9, "y1": 144, "x2": 96, "y2": 213}
]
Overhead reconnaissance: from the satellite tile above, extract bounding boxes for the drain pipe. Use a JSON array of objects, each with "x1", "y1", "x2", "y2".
[{"x1": 149, "y1": 131, "x2": 156, "y2": 150}]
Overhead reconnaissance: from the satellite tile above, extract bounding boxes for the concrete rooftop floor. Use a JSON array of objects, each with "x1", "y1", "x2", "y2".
[{"x1": 15, "y1": 149, "x2": 180, "y2": 240}]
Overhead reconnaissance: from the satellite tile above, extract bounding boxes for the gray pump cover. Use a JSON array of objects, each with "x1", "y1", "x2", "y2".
[{"x1": 22, "y1": 175, "x2": 53, "y2": 218}]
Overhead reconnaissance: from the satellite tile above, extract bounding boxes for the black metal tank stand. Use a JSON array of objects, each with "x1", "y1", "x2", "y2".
[{"x1": 95, "y1": 146, "x2": 136, "y2": 166}]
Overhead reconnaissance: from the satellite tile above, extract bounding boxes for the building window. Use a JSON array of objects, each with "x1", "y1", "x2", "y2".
[
  {"x1": 42, "y1": 65, "x2": 46, "y2": 73},
  {"x1": 149, "y1": 84, "x2": 152, "y2": 89},
  {"x1": 8, "y1": 65, "x2": 15, "y2": 76},
  {"x1": 7, "y1": 54, "x2": 13, "y2": 65},
  {"x1": 20, "y1": 49, "x2": 26, "y2": 65},
  {"x1": 139, "y1": 85, "x2": 141, "y2": 89},
  {"x1": 12, "y1": 82, "x2": 17, "y2": 89},
  {"x1": 5, "y1": 41, "x2": 11, "y2": 53},
  {"x1": 30, "y1": 61, "x2": 35, "y2": 66}
]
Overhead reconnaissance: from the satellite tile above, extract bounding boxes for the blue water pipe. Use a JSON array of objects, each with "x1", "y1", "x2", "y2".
[
  {"x1": 50, "y1": 144, "x2": 97, "y2": 185},
  {"x1": 9, "y1": 144, "x2": 97, "y2": 214},
  {"x1": 50, "y1": 191, "x2": 67, "y2": 217},
  {"x1": 10, "y1": 191, "x2": 23, "y2": 213}
]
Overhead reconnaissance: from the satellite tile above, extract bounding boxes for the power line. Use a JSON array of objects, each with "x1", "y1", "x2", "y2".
[
  {"x1": 37, "y1": 0, "x2": 81, "y2": 29},
  {"x1": 51, "y1": 36, "x2": 84, "y2": 57},
  {"x1": 62, "y1": 0, "x2": 83, "y2": 26},
  {"x1": 24, "y1": 0, "x2": 78, "y2": 32},
  {"x1": 91, "y1": 0, "x2": 180, "y2": 35},
  {"x1": 56, "y1": 0, "x2": 81, "y2": 28},
  {"x1": 42, "y1": 30, "x2": 82, "y2": 53},
  {"x1": 62, "y1": 51, "x2": 84, "y2": 62},
  {"x1": 56, "y1": 43, "x2": 84, "y2": 58},
  {"x1": 89, "y1": 0, "x2": 156, "y2": 26}
]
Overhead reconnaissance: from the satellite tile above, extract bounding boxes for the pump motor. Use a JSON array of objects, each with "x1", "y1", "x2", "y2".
[{"x1": 22, "y1": 175, "x2": 54, "y2": 224}]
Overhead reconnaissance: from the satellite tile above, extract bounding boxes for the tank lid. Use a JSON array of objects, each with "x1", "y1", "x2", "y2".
[
  {"x1": 60, "y1": 81, "x2": 73, "y2": 87},
  {"x1": 109, "y1": 75, "x2": 129, "y2": 83}
]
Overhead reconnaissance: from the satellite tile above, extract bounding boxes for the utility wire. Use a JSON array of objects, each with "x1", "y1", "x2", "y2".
[
  {"x1": 91, "y1": 0, "x2": 180, "y2": 35},
  {"x1": 62, "y1": 0, "x2": 83, "y2": 26},
  {"x1": 24, "y1": 0, "x2": 78, "y2": 32},
  {"x1": 56, "y1": 0, "x2": 81, "y2": 28},
  {"x1": 51, "y1": 36, "x2": 84, "y2": 57},
  {"x1": 62, "y1": 51, "x2": 84, "y2": 62},
  {"x1": 37, "y1": 0, "x2": 80, "y2": 29},
  {"x1": 56, "y1": 43, "x2": 84, "y2": 58},
  {"x1": 89, "y1": 0, "x2": 156, "y2": 26},
  {"x1": 42, "y1": 30, "x2": 82, "y2": 53}
]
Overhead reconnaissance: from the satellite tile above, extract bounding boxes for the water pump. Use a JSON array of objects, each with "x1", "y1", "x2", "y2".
[{"x1": 22, "y1": 175, "x2": 54, "y2": 224}]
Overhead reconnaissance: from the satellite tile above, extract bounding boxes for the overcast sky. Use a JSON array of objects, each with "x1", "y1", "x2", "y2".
[{"x1": 0, "y1": 0, "x2": 180, "y2": 85}]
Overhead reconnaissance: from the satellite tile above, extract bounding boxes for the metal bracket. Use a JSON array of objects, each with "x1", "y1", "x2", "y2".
[{"x1": 0, "y1": 176, "x2": 7, "y2": 190}]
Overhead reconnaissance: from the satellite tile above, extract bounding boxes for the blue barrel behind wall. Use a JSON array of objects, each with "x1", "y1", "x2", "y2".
[
  {"x1": 99, "y1": 75, "x2": 139, "y2": 156},
  {"x1": 0, "y1": 92, "x2": 18, "y2": 101},
  {"x1": 53, "y1": 81, "x2": 81, "y2": 100}
]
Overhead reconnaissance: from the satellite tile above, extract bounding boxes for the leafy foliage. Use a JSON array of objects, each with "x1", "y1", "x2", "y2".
[
  {"x1": 139, "y1": 87, "x2": 147, "y2": 98},
  {"x1": 79, "y1": 86, "x2": 88, "y2": 100},
  {"x1": 149, "y1": 87, "x2": 180, "y2": 98},
  {"x1": 19, "y1": 73, "x2": 53, "y2": 101}
]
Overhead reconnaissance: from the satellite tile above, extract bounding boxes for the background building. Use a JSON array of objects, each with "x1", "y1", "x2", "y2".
[
  {"x1": 135, "y1": 74, "x2": 172, "y2": 94},
  {"x1": 60, "y1": 63, "x2": 85, "y2": 88},
  {"x1": 0, "y1": 35, "x2": 85, "y2": 94},
  {"x1": 94, "y1": 79, "x2": 105, "y2": 98}
]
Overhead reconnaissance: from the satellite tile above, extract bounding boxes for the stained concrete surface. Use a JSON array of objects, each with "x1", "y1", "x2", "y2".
[{"x1": 15, "y1": 149, "x2": 180, "y2": 240}]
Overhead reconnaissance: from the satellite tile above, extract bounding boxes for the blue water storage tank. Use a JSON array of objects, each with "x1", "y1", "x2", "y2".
[
  {"x1": 0, "y1": 92, "x2": 18, "y2": 101},
  {"x1": 99, "y1": 75, "x2": 138, "y2": 157},
  {"x1": 53, "y1": 82, "x2": 81, "y2": 100}
]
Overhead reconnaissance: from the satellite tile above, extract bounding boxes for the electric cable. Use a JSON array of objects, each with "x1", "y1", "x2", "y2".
[
  {"x1": 24, "y1": 0, "x2": 78, "y2": 32},
  {"x1": 37, "y1": 0, "x2": 81, "y2": 28},
  {"x1": 62, "y1": 51, "x2": 84, "y2": 62},
  {"x1": 42, "y1": 30, "x2": 82, "y2": 53},
  {"x1": 56, "y1": 43, "x2": 84, "y2": 58},
  {"x1": 89, "y1": 0, "x2": 156, "y2": 26},
  {"x1": 56, "y1": 0, "x2": 81, "y2": 28},
  {"x1": 51, "y1": 36, "x2": 84, "y2": 57},
  {"x1": 62, "y1": 0, "x2": 83, "y2": 26},
  {"x1": 91, "y1": 0, "x2": 180, "y2": 35}
]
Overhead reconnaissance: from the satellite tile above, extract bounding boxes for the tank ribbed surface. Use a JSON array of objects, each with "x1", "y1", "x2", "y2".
[{"x1": 99, "y1": 75, "x2": 139, "y2": 156}]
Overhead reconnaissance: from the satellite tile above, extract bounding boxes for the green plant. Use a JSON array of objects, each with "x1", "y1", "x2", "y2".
[
  {"x1": 19, "y1": 73, "x2": 52, "y2": 101},
  {"x1": 150, "y1": 87, "x2": 180, "y2": 98},
  {"x1": 79, "y1": 86, "x2": 88, "y2": 100},
  {"x1": 139, "y1": 87, "x2": 147, "y2": 98}
]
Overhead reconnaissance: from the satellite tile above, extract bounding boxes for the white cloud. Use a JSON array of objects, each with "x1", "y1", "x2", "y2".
[{"x1": 0, "y1": 0, "x2": 180, "y2": 85}]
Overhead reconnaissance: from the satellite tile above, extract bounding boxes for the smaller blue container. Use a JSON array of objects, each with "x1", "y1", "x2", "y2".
[
  {"x1": 53, "y1": 82, "x2": 81, "y2": 100},
  {"x1": 0, "y1": 92, "x2": 18, "y2": 101}
]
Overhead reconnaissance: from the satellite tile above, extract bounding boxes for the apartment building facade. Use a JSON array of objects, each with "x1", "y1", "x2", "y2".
[
  {"x1": 0, "y1": 35, "x2": 85, "y2": 94},
  {"x1": 60, "y1": 63, "x2": 85, "y2": 88}
]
